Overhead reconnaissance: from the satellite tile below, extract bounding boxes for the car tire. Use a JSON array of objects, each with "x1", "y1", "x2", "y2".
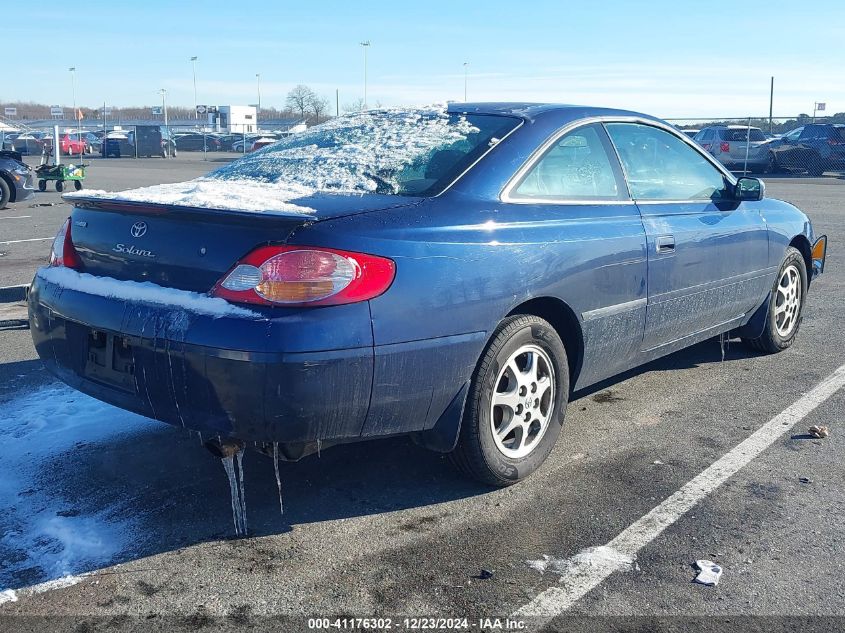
[
  {"x1": 55, "y1": 180, "x2": 64, "y2": 192},
  {"x1": 765, "y1": 153, "x2": 778, "y2": 174},
  {"x1": 450, "y1": 315, "x2": 569, "y2": 487},
  {"x1": 742, "y1": 246, "x2": 807, "y2": 354},
  {"x1": 808, "y1": 155, "x2": 825, "y2": 177},
  {"x1": 0, "y1": 177, "x2": 10, "y2": 208}
]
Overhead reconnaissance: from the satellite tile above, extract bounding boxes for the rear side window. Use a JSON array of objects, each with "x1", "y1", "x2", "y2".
[
  {"x1": 512, "y1": 124, "x2": 623, "y2": 200},
  {"x1": 723, "y1": 128, "x2": 765, "y2": 142},
  {"x1": 605, "y1": 122, "x2": 729, "y2": 201}
]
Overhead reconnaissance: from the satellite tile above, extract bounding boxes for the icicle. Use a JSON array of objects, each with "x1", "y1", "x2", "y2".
[
  {"x1": 273, "y1": 442, "x2": 284, "y2": 518},
  {"x1": 236, "y1": 451, "x2": 248, "y2": 535},
  {"x1": 221, "y1": 456, "x2": 245, "y2": 536},
  {"x1": 198, "y1": 431, "x2": 203, "y2": 446},
  {"x1": 317, "y1": 438, "x2": 322, "y2": 458}
]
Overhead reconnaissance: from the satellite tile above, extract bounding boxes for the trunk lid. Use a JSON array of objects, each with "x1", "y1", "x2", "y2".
[{"x1": 66, "y1": 194, "x2": 421, "y2": 293}]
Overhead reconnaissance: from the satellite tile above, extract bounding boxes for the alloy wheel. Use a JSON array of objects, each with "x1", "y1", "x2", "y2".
[
  {"x1": 490, "y1": 344, "x2": 555, "y2": 459},
  {"x1": 774, "y1": 264, "x2": 801, "y2": 337}
]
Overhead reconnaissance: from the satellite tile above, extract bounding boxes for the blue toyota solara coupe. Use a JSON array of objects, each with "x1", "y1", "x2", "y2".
[{"x1": 29, "y1": 104, "x2": 826, "y2": 485}]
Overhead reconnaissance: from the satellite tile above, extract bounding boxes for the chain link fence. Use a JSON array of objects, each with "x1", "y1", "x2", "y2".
[
  {"x1": 0, "y1": 121, "x2": 273, "y2": 162},
  {"x1": 666, "y1": 116, "x2": 845, "y2": 177}
]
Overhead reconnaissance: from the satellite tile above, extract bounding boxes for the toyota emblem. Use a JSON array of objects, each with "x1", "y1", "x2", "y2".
[{"x1": 131, "y1": 222, "x2": 148, "y2": 238}]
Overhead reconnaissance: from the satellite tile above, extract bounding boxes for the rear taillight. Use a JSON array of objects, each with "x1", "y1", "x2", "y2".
[
  {"x1": 211, "y1": 246, "x2": 395, "y2": 307},
  {"x1": 720, "y1": 141, "x2": 730, "y2": 153},
  {"x1": 49, "y1": 218, "x2": 81, "y2": 269}
]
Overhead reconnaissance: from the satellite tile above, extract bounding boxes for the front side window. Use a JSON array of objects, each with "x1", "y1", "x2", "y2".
[
  {"x1": 512, "y1": 124, "x2": 622, "y2": 200},
  {"x1": 605, "y1": 122, "x2": 729, "y2": 201}
]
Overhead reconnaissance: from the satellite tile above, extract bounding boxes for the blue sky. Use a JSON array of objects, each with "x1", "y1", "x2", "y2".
[{"x1": 14, "y1": 0, "x2": 845, "y2": 118}]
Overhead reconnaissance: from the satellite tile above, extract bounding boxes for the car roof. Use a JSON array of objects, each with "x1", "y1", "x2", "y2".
[{"x1": 446, "y1": 102, "x2": 662, "y2": 124}]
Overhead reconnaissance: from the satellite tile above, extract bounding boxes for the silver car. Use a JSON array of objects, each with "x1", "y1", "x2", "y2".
[{"x1": 693, "y1": 125, "x2": 773, "y2": 173}]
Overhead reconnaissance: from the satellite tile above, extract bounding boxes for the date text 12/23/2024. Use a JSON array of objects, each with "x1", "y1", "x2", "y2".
[{"x1": 307, "y1": 617, "x2": 526, "y2": 630}]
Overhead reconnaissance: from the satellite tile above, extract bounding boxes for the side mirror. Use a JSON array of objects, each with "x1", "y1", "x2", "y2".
[{"x1": 735, "y1": 177, "x2": 765, "y2": 201}]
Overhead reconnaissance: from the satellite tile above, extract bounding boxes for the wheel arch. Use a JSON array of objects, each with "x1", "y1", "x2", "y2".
[
  {"x1": 0, "y1": 171, "x2": 16, "y2": 202},
  {"x1": 506, "y1": 296, "x2": 584, "y2": 391},
  {"x1": 789, "y1": 234, "x2": 812, "y2": 285}
]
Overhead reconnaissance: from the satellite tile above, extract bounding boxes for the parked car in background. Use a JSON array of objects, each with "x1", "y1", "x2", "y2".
[
  {"x1": 11, "y1": 132, "x2": 46, "y2": 155},
  {"x1": 681, "y1": 128, "x2": 700, "y2": 139},
  {"x1": 249, "y1": 136, "x2": 277, "y2": 152},
  {"x1": 0, "y1": 149, "x2": 34, "y2": 207},
  {"x1": 132, "y1": 125, "x2": 177, "y2": 158},
  {"x1": 30, "y1": 104, "x2": 826, "y2": 486},
  {"x1": 173, "y1": 132, "x2": 222, "y2": 152},
  {"x1": 60, "y1": 133, "x2": 87, "y2": 156},
  {"x1": 693, "y1": 126, "x2": 772, "y2": 172},
  {"x1": 768, "y1": 124, "x2": 845, "y2": 176},
  {"x1": 101, "y1": 130, "x2": 133, "y2": 158},
  {"x1": 231, "y1": 135, "x2": 260, "y2": 152}
]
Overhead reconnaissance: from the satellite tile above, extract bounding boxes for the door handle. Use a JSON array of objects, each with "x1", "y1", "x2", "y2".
[{"x1": 656, "y1": 235, "x2": 675, "y2": 253}]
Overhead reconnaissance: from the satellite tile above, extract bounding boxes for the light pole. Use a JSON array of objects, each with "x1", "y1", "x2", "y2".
[
  {"x1": 360, "y1": 41, "x2": 370, "y2": 110},
  {"x1": 69, "y1": 66, "x2": 77, "y2": 125},
  {"x1": 256, "y1": 73, "x2": 261, "y2": 129},
  {"x1": 463, "y1": 62, "x2": 469, "y2": 101},
  {"x1": 191, "y1": 56, "x2": 198, "y2": 118},
  {"x1": 160, "y1": 88, "x2": 169, "y2": 129}
]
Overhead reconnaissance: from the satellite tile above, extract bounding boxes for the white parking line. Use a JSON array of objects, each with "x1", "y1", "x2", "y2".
[
  {"x1": 0, "y1": 237, "x2": 52, "y2": 245},
  {"x1": 515, "y1": 363, "x2": 845, "y2": 621},
  {"x1": 0, "y1": 215, "x2": 32, "y2": 220}
]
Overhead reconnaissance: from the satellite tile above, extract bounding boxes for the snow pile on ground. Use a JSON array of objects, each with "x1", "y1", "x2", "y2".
[
  {"x1": 65, "y1": 105, "x2": 478, "y2": 212},
  {"x1": 526, "y1": 546, "x2": 635, "y2": 576},
  {"x1": 0, "y1": 384, "x2": 151, "y2": 592},
  {"x1": 65, "y1": 179, "x2": 317, "y2": 215},
  {"x1": 36, "y1": 267, "x2": 261, "y2": 319}
]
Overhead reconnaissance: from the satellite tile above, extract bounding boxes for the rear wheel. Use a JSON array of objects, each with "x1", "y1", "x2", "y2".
[
  {"x1": 743, "y1": 247, "x2": 807, "y2": 353},
  {"x1": 450, "y1": 315, "x2": 569, "y2": 486}
]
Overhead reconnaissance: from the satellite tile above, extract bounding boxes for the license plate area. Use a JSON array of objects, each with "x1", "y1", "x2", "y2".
[{"x1": 85, "y1": 330, "x2": 137, "y2": 393}]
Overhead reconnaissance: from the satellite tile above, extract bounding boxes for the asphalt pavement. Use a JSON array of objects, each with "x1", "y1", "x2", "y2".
[{"x1": 0, "y1": 157, "x2": 843, "y2": 631}]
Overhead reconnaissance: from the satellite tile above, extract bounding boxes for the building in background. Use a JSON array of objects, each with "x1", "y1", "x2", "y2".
[{"x1": 210, "y1": 106, "x2": 257, "y2": 133}]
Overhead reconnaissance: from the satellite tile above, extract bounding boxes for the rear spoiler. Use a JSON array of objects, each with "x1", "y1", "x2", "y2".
[{"x1": 62, "y1": 195, "x2": 318, "y2": 226}]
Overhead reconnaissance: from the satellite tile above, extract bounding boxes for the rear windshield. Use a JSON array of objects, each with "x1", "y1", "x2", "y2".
[
  {"x1": 209, "y1": 108, "x2": 520, "y2": 196},
  {"x1": 723, "y1": 128, "x2": 766, "y2": 142}
]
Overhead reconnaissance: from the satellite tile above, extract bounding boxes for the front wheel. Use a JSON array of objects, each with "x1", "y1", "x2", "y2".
[
  {"x1": 55, "y1": 180, "x2": 64, "y2": 192},
  {"x1": 743, "y1": 247, "x2": 807, "y2": 353},
  {"x1": 73, "y1": 180, "x2": 83, "y2": 190},
  {"x1": 450, "y1": 315, "x2": 569, "y2": 486},
  {"x1": 38, "y1": 180, "x2": 47, "y2": 192}
]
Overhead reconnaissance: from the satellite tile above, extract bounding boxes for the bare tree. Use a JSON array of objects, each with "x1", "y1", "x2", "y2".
[
  {"x1": 309, "y1": 94, "x2": 330, "y2": 124},
  {"x1": 342, "y1": 98, "x2": 365, "y2": 114},
  {"x1": 286, "y1": 85, "x2": 315, "y2": 122}
]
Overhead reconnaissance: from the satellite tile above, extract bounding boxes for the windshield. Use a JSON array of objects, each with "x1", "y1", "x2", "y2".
[
  {"x1": 723, "y1": 128, "x2": 766, "y2": 142},
  {"x1": 209, "y1": 107, "x2": 520, "y2": 196}
]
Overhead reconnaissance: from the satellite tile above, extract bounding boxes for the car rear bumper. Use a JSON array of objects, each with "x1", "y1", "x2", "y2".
[{"x1": 28, "y1": 271, "x2": 375, "y2": 443}]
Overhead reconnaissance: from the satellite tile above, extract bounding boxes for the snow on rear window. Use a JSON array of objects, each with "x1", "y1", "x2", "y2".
[
  {"x1": 209, "y1": 105, "x2": 518, "y2": 196},
  {"x1": 64, "y1": 106, "x2": 518, "y2": 212}
]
